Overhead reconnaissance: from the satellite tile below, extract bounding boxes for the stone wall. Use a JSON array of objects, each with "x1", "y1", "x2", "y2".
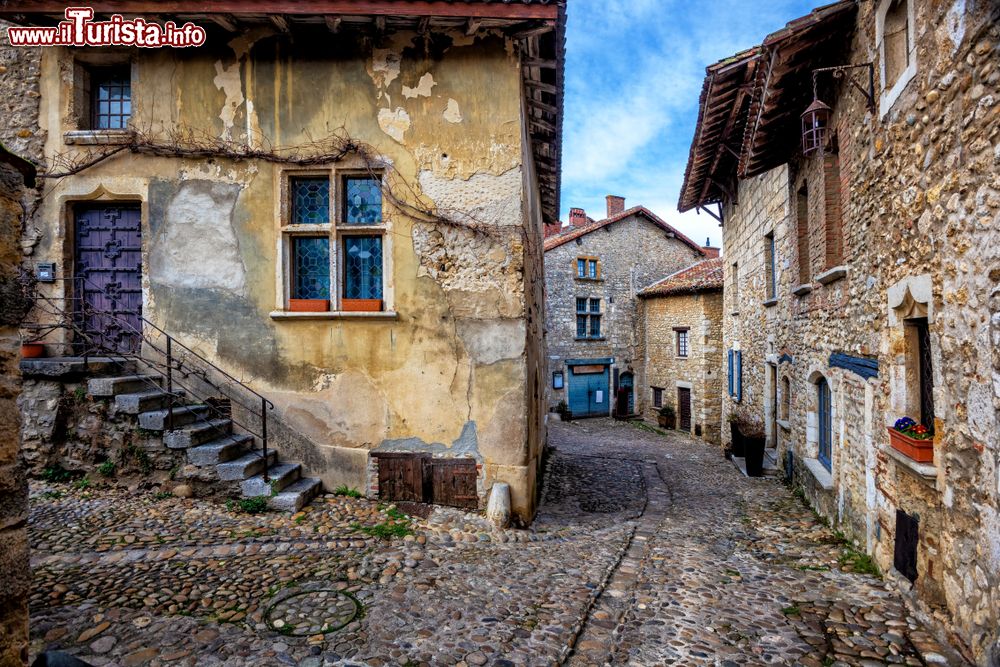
[
  {"x1": 638, "y1": 290, "x2": 724, "y2": 445},
  {"x1": 0, "y1": 158, "x2": 29, "y2": 666},
  {"x1": 719, "y1": 0, "x2": 1000, "y2": 660},
  {"x1": 0, "y1": 22, "x2": 44, "y2": 163},
  {"x1": 545, "y1": 212, "x2": 705, "y2": 414}
]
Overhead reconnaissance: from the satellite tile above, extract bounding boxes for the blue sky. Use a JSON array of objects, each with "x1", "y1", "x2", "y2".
[{"x1": 559, "y1": 0, "x2": 819, "y2": 248}]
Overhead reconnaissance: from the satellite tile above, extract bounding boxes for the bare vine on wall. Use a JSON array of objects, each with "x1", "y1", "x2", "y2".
[{"x1": 41, "y1": 126, "x2": 518, "y2": 240}]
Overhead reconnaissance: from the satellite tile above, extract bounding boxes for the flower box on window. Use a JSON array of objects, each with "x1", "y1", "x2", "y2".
[
  {"x1": 341, "y1": 298, "x2": 382, "y2": 312},
  {"x1": 288, "y1": 298, "x2": 330, "y2": 312},
  {"x1": 888, "y1": 417, "x2": 933, "y2": 463}
]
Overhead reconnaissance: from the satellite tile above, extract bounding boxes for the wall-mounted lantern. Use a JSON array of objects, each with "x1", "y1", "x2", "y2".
[{"x1": 801, "y1": 62, "x2": 875, "y2": 156}]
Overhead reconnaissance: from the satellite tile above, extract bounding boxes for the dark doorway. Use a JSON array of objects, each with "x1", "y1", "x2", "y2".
[
  {"x1": 678, "y1": 387, "x2": 692, "y2": 432},
  {"x1": 894, "y1": 509, "x2": 919, "y2": 583},
  {"x1": 74, "y1": 206, "x2": 142, "y2": 354}
]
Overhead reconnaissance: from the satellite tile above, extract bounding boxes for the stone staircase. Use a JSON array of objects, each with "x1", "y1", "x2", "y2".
[{"x1": 87, "y1": 372, "x2": 322, "y2": 511}]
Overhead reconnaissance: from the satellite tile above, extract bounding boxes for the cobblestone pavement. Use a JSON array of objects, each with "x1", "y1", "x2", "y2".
[{"x1": 27, "y1": 419, "x2": 965, "y2": 666}]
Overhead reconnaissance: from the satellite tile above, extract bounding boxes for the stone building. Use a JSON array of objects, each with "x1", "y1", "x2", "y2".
[
  {"x1": 543, "y1": 197, "x2": 708, "y2": 418},
  {"x1": 679, "y1": 0, "x2": 999, "y2": 661},
  {"x1": 636, "y1": 258, "x2": 724, "y2": 445},
  {"x1": 0, "y1": 1, "x2": 567, "y2": 523},
  {"x1": 0, "y1": 144, "x2": 35, "y2": 667}
]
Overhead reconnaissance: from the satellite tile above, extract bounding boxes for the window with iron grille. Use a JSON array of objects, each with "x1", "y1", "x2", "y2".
[
  {"x1": 652, "y1": 387, "x2": 663, "y2": 408},
  {"x1": 90, "y1": 66, "x2": 131, "y2": 130},
  {"x1": 575, "y1": 297, "x2": 601, "y2": 339},
  {"x1": 280, "y1": 172, "x2": 387, "y2": 312}
]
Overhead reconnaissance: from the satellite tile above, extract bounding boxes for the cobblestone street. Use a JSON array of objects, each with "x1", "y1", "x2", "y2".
[{"x1": 28, "y1": 420, "x2": 965, "y2": 666}]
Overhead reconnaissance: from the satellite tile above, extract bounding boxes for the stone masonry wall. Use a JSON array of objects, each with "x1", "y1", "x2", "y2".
[
  {"x1": 0, "y1": 160, "x2": 29, "y2": 666},
  {"x1": 0, "y1": 22, "x2": 44, "y2": 164},
  {"x1": 638, "y1": 290, "x2": 724, "y2": 445},
  {"x1": 545, "y1": 213, "x2": 705, "y2": 414},
  {"x1": 720, "y1": 1, "x2": 999, "y2": 661}
]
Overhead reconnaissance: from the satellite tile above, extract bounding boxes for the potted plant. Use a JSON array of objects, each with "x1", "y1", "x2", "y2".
[
  {"x1": 20, "y1": 336, "x2": 45, "y2": 358},
  {"x1": 888, "y1": 417, "x2": 934, "y2": 463},
  {"x1": 556, "y1": 400, "x2": 572, "y2": 422},
  {"x1": 657, "y1": 405, "x2": 675, "y2": 429}
]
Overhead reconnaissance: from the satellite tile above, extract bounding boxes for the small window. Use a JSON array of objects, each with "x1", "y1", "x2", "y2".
[
  {"x1": 292, "y1": 177, "x2": 330, "y2": 225},
  {"x1": 764, "y1": 232, "x2": 777, "y2": 300},
  {"x1": 781, "y1": 376, "x2": 791, "y2": 421},
  {"x1": 675, "y1": 328, "x2": 689, "y2": 358},
  {"x1": 343, "y1": 176, "x2": 382, "y2": 225},
  {"x1": 343, "y1": 236, "x2": 383, "y2": 300},
  {"x1": 731, "y1": 261, "x2": 739, "y2": 307},
  {"x1": 882, "y1": 0, "x2": 911, "y2": 90},
  {"x1": 552, "y1": 371, "x2": 564, "y2": 390},
  {"x1": 907, "y1": 317, "x2": 935, "y2": 432},
  {"x1": 90, "y1": 66, "x2": 131, "y2": 130},
  {"x1": 652, "y1": 387, "x2": 663, "y2": 408},
  {"x1": 589, "y1": 314, "x2": 601, "y2": 338},
  {"x1": 817, "y1": 377, "x2": 832, "y2": 471},
  {"x1": 589, "y1": 298, "x2": 600, "y2": 313},
  {"x1": 291, "y1": 237, "x2": 330, "y2": 299},
  {"x1": 575, "y1": 256, "x2": 600, "y2": 280}
]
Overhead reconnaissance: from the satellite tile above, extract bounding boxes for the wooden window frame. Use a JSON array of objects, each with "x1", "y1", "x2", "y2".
[
  {"x1": 652, "y1": 386, "x2": 663, "y2": 408},
  {"x1": 277, "y1": 169, "x2": 390, "y2": 314}
]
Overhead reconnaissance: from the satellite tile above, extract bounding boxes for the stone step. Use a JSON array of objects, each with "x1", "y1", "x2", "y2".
[
  {"x1": 269, "y1": 478, "x2": 323, "y2": 512},
  {"x1": 217, "y1": 450, "x2": 276, "y2": 481},
  {"x1": 241, "y1": 462, "x2": 301, "y2": 498},
  {"x1": 163, "y1": 419, "x2": 232, "y2": 449},
  {"x1": 186, "y1": 433, "x2": 253, "y2": 467},
  {"x1": 115, "y1": 389, "x2": 181, "y2": 414},
  {"x1": 138, "y1": 405, "x2": 210, "y2": 431},
  {"x1": 88, "y1": 374, "x2": 162, "y2": 397}
]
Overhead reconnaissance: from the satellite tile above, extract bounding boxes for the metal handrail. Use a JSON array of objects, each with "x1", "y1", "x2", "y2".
[{"x1": 26, "y1": 276, "x2": 274, "y2": 482}]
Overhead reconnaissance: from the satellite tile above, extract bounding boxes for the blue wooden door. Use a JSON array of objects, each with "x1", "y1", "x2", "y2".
[
  {"x1": 568, "y1": 366, "x2": 609, "y2": 417},
  {"x1": 818, "y1": 378, "x2": 832, "y2": 470}
]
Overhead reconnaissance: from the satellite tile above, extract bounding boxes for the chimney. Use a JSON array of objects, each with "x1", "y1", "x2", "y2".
[
  {"x1": 543, "y1": 222, "x2": 562, "y2": 238},
  {"x1": 568, "y1": 207, "x2": 588, "y2": 228},
  {"x1": 702, "y1": 237, "x2": 720, "y2": 258},
  {"x1": 606, "y1": 195, "x2": 625, "y2": 218}
]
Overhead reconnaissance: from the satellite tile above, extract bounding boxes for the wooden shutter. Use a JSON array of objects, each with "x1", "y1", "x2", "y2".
[
  {"x1": 430, "y1": 459, "x2": 479, "y2": 510},
  {"x1": 727, "y1": 349, "x2": 734, "y2": 397}
]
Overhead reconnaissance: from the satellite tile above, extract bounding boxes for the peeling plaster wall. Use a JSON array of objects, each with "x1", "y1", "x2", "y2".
[{"x1": 21, "y1": 29, "x2": 543, "y2": 521}]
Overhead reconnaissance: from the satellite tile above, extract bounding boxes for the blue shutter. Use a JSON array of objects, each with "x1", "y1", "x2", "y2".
[
  {"x1": 727, "y1": 349, "x2": 734, "y2": 397},
  {"x1": 736, "y1": 350, "x2": 743, "y2": 402}
]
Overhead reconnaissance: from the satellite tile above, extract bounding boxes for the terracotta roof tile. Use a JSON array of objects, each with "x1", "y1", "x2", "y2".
[
  {"x1": 543, "y1": 206, "x2": 706, "y2": 255},
  {"x1": 638, "y1": 258, "x2": 724, "y2": 297}
]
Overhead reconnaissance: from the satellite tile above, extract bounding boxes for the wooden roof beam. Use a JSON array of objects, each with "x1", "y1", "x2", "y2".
[
  {"x1": 270, "y1": 14, "x2": 289, "y2": 33},
  {"x1": 210, "y1": 14, "x2": 238, "y2": 31}
]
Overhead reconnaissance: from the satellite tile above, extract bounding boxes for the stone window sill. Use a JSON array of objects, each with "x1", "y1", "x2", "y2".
[
  {"x1": 574, "y1": 337, "x2": 606, "y2": 342},
  {"x1": 816, "y1": 266, "x2": 847, "y2": 285},
  {"x1": 63, "y1": 130, "x2": 133, "y2": 146},
  {"x1": 777, "y1": 419, "x2": 791, "y2": 431},
  {"x1": 884, "y1": 445, "x2": 937, "y2": 483},
  {"x1": 792, "y1": 283, "x2": 813, "y2": 297},
  {"x1": 763, "y1": 297, "x2": 778, "y2": 308},
  {"x1": 803, "y1": 457, "x2": 833, "y2": 490},
  {"x1": 270, "y1": 310, "x2": 398, "y2": 321},
  {"x1": 575, "y1": 277, "x2": 604, "y2": 283}
]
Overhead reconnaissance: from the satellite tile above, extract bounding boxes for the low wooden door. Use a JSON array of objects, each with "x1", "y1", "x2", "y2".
[
  {"x1": 430, "y1": 459, "x2": 478, "y2": 510},
  {"x1": 678, "y1": 387, "x2": 692, "y2": 432},
  {"x1": 74, "y1": 206, "x2": 142, "y2": 354},
  {"x1": 375, "y1": 454, "x2": 478, "y2": 510},
  {"x1": 375, "y1": 453, "x2": 428, "y2": 503}
]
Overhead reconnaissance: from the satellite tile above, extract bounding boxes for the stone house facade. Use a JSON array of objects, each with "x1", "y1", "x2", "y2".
[
  {"x1": 679, "y1": 0, "x2": 999, "y2": 662},
  {"x1": 0, "y1": 144, "x2": 34, "y2": 667},
  {"x1": 543, "y1": 197, "x2": 708, "y2": 419},
  {"x1": 636, "y1": 258, "x2": 724, "y2": 445},
  {"x1": 0, "y1": 1, "x2": 568, "y2": 523}
]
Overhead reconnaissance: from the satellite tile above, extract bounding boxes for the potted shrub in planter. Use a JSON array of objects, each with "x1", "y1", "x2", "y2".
[
  {"x1": 657, "y1": 405, "x2": 675, "y2": 429},
  {"x1": 738, "y1": 415, "x2": 766, "y2": 477},
  {"x1": 888, "y1": 417, "x2": 934, "y2": 463},
  {"x1": 556, "y1": 400, "x2": 573, "y2": 422}
]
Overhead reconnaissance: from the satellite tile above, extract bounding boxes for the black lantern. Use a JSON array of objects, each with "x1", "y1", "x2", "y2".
[{"x1": 801, "y1": 97, "x2": 832, "y2": 156}]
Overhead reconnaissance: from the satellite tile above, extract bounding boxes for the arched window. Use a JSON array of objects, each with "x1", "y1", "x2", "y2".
[{"x1": 817, "y1": 377, "x2": 832, "y2": 470}]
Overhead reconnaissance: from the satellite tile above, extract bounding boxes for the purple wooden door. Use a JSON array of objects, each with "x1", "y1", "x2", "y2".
[{"x1": 74, "y1": 206, "x2": 142, "y2": 354}]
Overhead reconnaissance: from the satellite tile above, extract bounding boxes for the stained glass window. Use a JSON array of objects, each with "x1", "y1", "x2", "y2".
[
  {"x1": 344, "y1": 177, "x2": 382, "y2": 225},
  {"x1": 343, "y1": 236, "x2": 383, "y2": 300},
  {"x1": 291, "y1": 178, "x2": 330, "y2": 225},
  {"x1": 92, "y1": 67, "x2": 131, "y2": 130},
  {"x1": 292, "y1": 237, "x2": 330, "y2": 299}
]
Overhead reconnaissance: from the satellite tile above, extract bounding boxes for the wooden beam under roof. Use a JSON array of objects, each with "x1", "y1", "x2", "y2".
[
  {"x1": 324, "y1": 15, "x2": 341, "y2": 33},
  {"x1": 0, "y1": 1, "x2": 560, "y2": 20},
  {"x1": 270, "y1": 14, "x2": 289, "y2": 32},
  {"x1": 210, "y1": 14, "x2": 239, "y2": 31}
]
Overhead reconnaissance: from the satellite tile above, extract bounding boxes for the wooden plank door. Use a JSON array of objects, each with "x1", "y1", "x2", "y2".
[
  {"x1": 74, "y1": 206, "x2": 142, "y2": 354},
  {"x1": 430, "y1": 459, "x2": 478, "y2": 510},
  {"x1": 375, "y1": 453, "x2": 428, "y2": 502},
  {"x1": 678, "y1": 387, "x2": 692, "y2": 432}
]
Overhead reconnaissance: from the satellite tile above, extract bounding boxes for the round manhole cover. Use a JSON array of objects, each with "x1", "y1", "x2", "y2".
[{"x1": 265, "y1": 588, "x2": 361, "y2": 637}]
